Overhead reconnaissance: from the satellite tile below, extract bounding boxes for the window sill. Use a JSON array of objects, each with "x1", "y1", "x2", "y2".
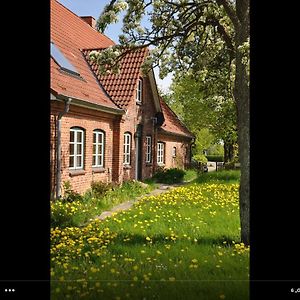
[
  {"x1": 92, "y1": 167, "x2": 105, "y2": 174},
  {"x1": 123, "y1": 164, "x2": 132, "y2": 169},
  {"x1": 69, "y1": 169, "x2": 86, "y2": 177},
  {"x1": 136, "y1": 101, "x2": 142, "y2": 106},
  {"x1": 157, "y1": 163, "x2": 165, "y2": 167},
  {"x1": 145, "y1": 163, "x2": 153, "y2": 166}
]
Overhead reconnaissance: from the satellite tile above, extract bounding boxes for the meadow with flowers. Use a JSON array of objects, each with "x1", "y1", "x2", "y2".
[{"x1": 51, "y1": 170, "x2": 249, "y2": 300}]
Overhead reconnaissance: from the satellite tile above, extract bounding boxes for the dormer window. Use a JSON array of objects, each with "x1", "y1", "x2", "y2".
[{"x1": 136, "y1": 79, "x2": 142, "y2": 103}]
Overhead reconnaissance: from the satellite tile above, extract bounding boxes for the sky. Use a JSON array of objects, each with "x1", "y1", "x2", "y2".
[{"x1": 58, "y1": 0, "x2": 173, "y2": 93}]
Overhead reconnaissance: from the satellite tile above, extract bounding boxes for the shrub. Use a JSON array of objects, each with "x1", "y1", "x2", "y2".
[
  {"x1": 205, "y1": 155, "x2": 224, "y2": 162},
  {"x1": 90, "y1": 181, "x2": 115, "y2": 199},
  {"x1": 62, "y1": 181, "x2": 83, "y2": 202},
  {"x1": 153, "y1": 168, "x2": 186, "y2": 184}
]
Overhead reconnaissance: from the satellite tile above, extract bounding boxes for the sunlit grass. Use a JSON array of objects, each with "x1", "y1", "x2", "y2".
[{"x1": 51, "y1": 170, "x2": 248, "y2": 300}]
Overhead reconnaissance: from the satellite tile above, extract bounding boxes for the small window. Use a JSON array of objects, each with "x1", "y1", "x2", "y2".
[
  {"x1": 51, "y1": 41, "x2": 80, "y2": 76},
  {"x1": 136, "y1": 79, "x2": 142, "y2": 103},
  {"x1": 157, "y1": 142, "x2": 165, "y2": 164},
  {"x1": 92, "y1": 130, "x2": 105, "y2": 167},
  {"x1": 146, "y1": 136, "x2": 152, "y2": 163},
  {"x1": 172, "y1": 147, "x2": 177, "y2": 157},
  {"x1": 123, "y1": 132, "x2": 131, "y2": 165},
  {"x1": 69, "y1": 127, "x2": 85, "y2": 169}
]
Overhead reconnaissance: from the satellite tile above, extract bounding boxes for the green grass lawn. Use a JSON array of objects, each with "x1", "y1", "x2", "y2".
[{"x1": 51, "y1": 170, "x2": 248, "y2": 300}]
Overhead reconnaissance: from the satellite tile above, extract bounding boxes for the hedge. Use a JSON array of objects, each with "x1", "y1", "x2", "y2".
[{"x1": 205, "y1": 155, "x2": 224, "y2": 162}]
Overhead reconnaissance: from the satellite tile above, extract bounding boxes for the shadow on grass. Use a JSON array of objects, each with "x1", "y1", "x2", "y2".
[{"x1": 111, "y1": 232, "x2": 237, "y2": 248}]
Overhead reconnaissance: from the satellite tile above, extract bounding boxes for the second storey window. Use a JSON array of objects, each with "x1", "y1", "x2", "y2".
[
  {"x1": 136, "y1": 79, "x2": 142, "y2": 103},
  {"x1": 123, "y1": 132, "x2": 131, "y2": 165},
  {"x1": 69, "y1": 127, "x2": 84, "y2": 169},
  {"x1": 157, "y1": 142, "x2": 165, "y2": 164},
  {"x1": 93, "y1": 130, "x2": 105, "y2": 167},
  {"x1": 146, "y1": 136, "x2": 152, "y2": 163}
]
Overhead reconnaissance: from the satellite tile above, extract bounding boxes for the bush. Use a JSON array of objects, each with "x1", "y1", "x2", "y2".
[
  {"x1": 90, "y1": 181, "x2": 115, "y2": 199},
  {"x1": 153, "y1": 168, "x2": 186, "y2": 184},
  {"x1": 205, "y1": 155, "x2": 224, "y2": 162},
  {"x1": 62, "y1": 181, "x2": 83, "y2": 202}
]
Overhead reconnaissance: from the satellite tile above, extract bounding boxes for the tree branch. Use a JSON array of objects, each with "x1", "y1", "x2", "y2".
[{"x1": 215, "y1": 0, "x2": 240, "y2": 30}]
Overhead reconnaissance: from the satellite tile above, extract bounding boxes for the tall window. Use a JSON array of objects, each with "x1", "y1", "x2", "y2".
[
  {"x1": 69, "y1": 127, "x2": 84, "y2": 169},
  {"x1": 146, "y1": 136, "x2": 152, "y2": 163},
  {"x1": 123, "y1": 132, "x2": 131, "y2": 165},
  {"x1": 172, "y1": 146, "x2": 177, "y2": 157},
  {"x1": 93, "y1": 130, "x2": 105, "y2": 167},
  {"x1": 157, "y1": 142, "x2": 165, "y2": 164},
  {"x1": 136, "y1": 79, "x2": 142, "y2": 103}
]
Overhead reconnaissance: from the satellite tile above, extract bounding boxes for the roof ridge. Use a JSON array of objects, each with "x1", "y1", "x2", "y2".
[{"x1": 54, "y1": 0, "x2": 116, "y2": 45}]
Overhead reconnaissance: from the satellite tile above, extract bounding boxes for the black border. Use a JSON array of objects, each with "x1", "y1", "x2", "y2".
[
  {"x1": 0, "y1": 0, "x2": 50, "y2": 299},
  {"x1": 250, "y1": 1, "x2": 300, "y2": 299}
]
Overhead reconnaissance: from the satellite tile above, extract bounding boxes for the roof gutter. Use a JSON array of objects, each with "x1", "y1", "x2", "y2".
[
  {"x1": 56, "y1": 97, "x2": 72, "y2": 199},
  {"x1": 54, "y1": 92, "x2": 125, "y2": 115},
  {"x1": 158, "y1": 128, "x2": 194, "y2": 140}
]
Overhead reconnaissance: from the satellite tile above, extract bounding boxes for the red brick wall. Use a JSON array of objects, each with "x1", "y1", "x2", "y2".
[
  {"x1": 157, "y1": 133, "x2": 192, "y2": 170},
  {"x1": 51, "y1": 101, "x2": 118, "y2": 195}
]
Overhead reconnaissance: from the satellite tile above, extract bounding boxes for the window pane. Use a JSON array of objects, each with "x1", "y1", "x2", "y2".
[
  {"x1": 93, "y1": 144, "x2": 96, "y2": 155},
  {"x1": 77, "y1": 144, "x2": 82, "y2": 155},
  {"x1": 98, "y1": 144, "x2": 102, "y2": 155},
  {"x1": 70, "y1": 131, "x2": 74, "y2": 142},
  {"x1": 92, "y1": 155, "x2": 96, "y2": 166},
  {"x1": 93, "y1": 132, "x2": 97, "y2": 144},
  {"x1": 77, "y1": 131, "x2": 82, "y2": 143},
  {"x1": 69, "y1": 143, "x2": 74, "y2": 155},
  {"x1": 99, "y1": 155, "x2": 103, "y2": 166},
  {"x1": 69, "y1": 156, "x2": 74, "y2": 168},
  {"x1": 76, "y1": 156, "x2": 82, "y2": 168}
]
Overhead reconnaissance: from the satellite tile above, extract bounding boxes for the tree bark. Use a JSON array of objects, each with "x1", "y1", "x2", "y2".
[{"x1": 234, "y1": 8, "x2": 250, "y2": 245}]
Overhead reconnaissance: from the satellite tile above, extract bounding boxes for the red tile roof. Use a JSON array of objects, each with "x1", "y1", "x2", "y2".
[
  {"x1": 50, "y1": 0, "x2": 121, "y2": 111},
  {"x1": 83, "y1": 48, "x2": 149, "y2": 109},
  {"x1": 159, "y1": 98, "x2": 194, "y2": 139}
]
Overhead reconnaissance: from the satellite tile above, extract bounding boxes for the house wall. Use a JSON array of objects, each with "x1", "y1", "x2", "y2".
[
  {"x1": 157, "y1": 133, "x2": 192, "y2": 170},
  {"x1": 50, "y1": 76, "x2": 193, "y2": 196},
  {"x1": 51, "y1": 101, "x2": 119, "y2": 195}
]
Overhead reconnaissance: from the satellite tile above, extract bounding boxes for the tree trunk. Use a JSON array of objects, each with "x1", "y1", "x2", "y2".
[
  {"x1": 234, "y1": 2, "x2": 250, "y2": 245},
  {"x1": 224, "y1": 140, "x2": 234, "y2": 164}
]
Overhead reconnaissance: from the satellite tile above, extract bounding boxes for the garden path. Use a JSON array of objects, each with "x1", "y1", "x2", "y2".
[{"x1": 94, "y1": 181, "x2": 190, "y2": 221}]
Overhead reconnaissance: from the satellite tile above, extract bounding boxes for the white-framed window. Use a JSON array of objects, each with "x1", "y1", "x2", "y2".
[
  {"x1": 123, "y1": 132, "x2": 131, "y2": 165},
  {"x1": 172, "y1": 146, "x2": 177, "y2": 157},
  {"x1": 136, "y1": 79, "x2": 142, "y2": 103},
  {"x1": 92, "y1": 130, "x2": 105, "y2": 167},
  {"x1": 69, "y1": 127, "x2": 84, "y2": 169},
  {"x1": 146, "y1": 136, "x2": 152, "y2": 163},
  {"x1": 157, "y1": 142, "x2": 165, "y2": 164}
]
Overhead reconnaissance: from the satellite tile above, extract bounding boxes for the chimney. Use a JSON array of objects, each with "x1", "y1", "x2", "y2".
[{"x1": 81, "y1": 16, "x2": 97, "y2": 29}]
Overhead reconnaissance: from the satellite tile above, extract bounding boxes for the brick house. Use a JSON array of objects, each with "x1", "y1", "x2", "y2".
[{"x1": 50, "y1": 0, "x2": 194, "y2": 197}]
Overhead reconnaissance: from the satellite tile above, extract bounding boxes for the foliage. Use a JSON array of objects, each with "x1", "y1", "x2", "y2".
[
  {"x1": 51, "y1": 173, "x2": 248, "y2": 299},
  {"x1": 51, "y1": 180, "x2": 154, "y2": 228},
  {"x1": 153, "y1": 167, "x2": 186, "y2": 184},
  {"x1": 207, "y1": 143, "x2": 224, "y2": 156},
  {"x1": 193, "y1": 153, "x2": 208, "y2": 164},
  {"x1": 90, "y1": 181, "x2": 115, "y2": 199},
  {"x1": 206, "y1": 155, "x2": 224, "y2": 162},
  {"x1": 62, "y1": 181, "x2": 83, "y2": 202}
]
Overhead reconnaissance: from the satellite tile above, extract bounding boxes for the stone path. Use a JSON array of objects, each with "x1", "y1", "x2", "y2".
[{"x1": 94, "y1": 182, "x2": 188, "y2": 221}]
